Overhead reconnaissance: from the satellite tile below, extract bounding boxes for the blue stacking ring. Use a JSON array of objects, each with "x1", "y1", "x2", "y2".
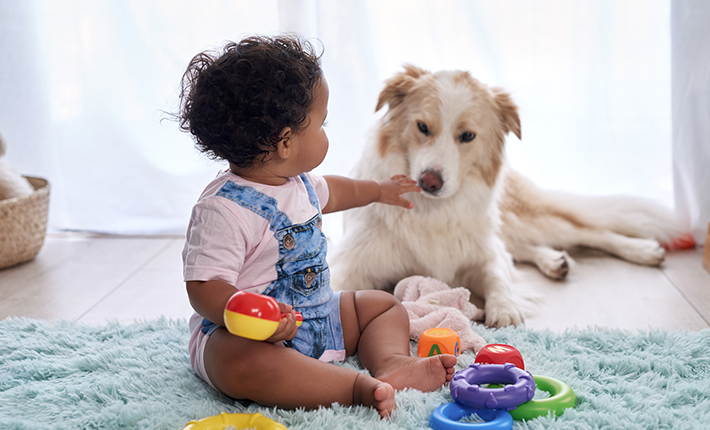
[{"x1": 430, "y1": 402, "x2": 514, "y2": 430}]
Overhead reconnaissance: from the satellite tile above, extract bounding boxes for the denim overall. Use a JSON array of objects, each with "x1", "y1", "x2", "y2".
[{"x1": 201, "y1": 174, "x2": 344, "y2": 360}]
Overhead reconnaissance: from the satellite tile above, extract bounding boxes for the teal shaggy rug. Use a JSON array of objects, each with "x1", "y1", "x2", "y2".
[{"x1": 1, "y1": 318, "x2": 709, "y2": 430}]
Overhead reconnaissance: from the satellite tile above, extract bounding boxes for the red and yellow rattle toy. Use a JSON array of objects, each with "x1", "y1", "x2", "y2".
[{"x1": 224, "y1": 291, "x2": 302, "y2": 341}]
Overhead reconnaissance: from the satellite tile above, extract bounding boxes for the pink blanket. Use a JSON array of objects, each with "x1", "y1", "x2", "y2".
[{"x1": 393, "y1": 276, "x2": 486, "y2": 353}]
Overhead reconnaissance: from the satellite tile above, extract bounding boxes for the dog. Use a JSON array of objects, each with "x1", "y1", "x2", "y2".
[{"x1": 328, "y1": 65, "x2": 688, "y2": 328}]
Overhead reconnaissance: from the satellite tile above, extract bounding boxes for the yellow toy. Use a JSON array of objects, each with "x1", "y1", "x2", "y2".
[
  {"x1": 182, "y1": 412, "x2": 287, "y2": 430},
  {"x1": 418, "y1": 327, "x2": 460, "y2": 357}
]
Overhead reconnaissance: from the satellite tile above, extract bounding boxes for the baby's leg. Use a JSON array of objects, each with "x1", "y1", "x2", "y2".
[
  {"x1": 340, "y1": 290, "x2": 456, "y2": 392},
  {"x1": 203, "y1": 327, "x2": 395, "y2": 418}
]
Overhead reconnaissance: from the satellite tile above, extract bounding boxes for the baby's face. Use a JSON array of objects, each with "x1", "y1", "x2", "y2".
[{"x1": 288, "y1": 77, "x2": 330, "y2": 173}]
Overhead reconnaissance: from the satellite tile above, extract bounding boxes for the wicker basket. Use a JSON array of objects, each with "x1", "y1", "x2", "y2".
[{"x1": 0, "y1": 176, "x2": 50, "y2": 270}]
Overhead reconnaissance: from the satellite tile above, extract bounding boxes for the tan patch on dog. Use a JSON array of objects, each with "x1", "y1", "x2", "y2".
[
  {"x1": 376, "y1": 66, "x2": 444, "y2": 157},
  {"x1": 375, "y1": 64, "x2": 430, "y2": 112},
  {"x1": 481, "y1": 152, "x2": 503, "y2": 187},
  {"x1": 492, "y1": 88, "x2": 521, "y2": 140},
  {"x1": 376, "y1": 125, "x2": 406, "y2": 156},
  {"x1": 484, "y1": 87, "x2": 521, "y2": 187},
  {"x1": 450, "y1": 72, "x2": 517, "y2": 187},
  {"x1": 501, "y1": 172, "x2": 586, "y2": 228}
]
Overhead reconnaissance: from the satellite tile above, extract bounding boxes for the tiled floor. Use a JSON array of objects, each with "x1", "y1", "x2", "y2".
[{"x1": 1, "y1": 233, "x2": 708, "y2": 332}]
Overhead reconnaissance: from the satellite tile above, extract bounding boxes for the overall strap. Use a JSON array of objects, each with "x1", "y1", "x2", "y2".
[
  {"x1": 216, "y1": 181, "x2": 292, "y2": 232},
  {"x1": 299, "y1": 173, "x2": 320, "y2": 211}
]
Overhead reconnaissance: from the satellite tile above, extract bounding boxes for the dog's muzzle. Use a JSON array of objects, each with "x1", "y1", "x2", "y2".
[{"x1": 418, "y1": 170, "x2": 444, "y2": 195}]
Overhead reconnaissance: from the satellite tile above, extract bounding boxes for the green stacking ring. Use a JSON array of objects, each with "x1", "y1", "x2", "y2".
[{"x1": 509, "y1": 375, "x2": 576, "y2": 421}]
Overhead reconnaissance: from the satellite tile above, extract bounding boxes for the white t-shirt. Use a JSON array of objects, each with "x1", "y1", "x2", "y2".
[{"x1": 182, "y1": 170, "x2": 330, "y2": 292}]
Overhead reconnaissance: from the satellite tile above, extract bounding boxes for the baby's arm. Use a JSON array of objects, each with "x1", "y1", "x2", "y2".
[
  {"x1": 186, "y1": 280, "x2": 299, "y2": 342},
  {"x1": 322, "y1": 174, "x2": 421, "y2": 214}
]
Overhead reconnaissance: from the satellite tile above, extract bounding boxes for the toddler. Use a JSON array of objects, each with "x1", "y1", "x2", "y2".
[{"x1": 178, "y1": 34, "x2": 456, "y2": 418}]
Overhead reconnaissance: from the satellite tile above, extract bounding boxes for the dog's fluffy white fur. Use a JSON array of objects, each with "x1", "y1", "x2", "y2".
[{"x1": 329, "y1": 65, "x2": 687, "y2": 328}]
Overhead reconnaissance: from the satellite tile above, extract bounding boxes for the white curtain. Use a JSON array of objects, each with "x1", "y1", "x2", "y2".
[
  {"x1": 2, "y1": 0, "x2": 693, "y2": 242},
  {"x1": 671, "y1": 0, "x2": 710, "y2": 245}
]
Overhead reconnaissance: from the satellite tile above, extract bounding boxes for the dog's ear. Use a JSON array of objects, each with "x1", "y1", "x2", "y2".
[
  {"x1": 492, "y1": 88, "x2": 521, "y2": 140},
  {"x1": 376, "y1": 64, "x2": 430, "y2": 112}
]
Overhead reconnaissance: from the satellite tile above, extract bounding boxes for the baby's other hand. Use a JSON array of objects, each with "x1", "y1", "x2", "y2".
[
  {"x1": 266, "y1": 302, "x2": 299, "y2": 343},
  {"x1": 377, "y1": 175, "x2": 421, "y2": 209}
]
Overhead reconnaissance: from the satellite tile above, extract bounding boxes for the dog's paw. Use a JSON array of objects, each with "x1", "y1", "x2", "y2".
[
  {"x1": 539, "y1": 250, "x2": 571, "y2": 280},
  {"x1": 616, "y1": 238, "x2": 665, "y2": 266},
  {"x1": 484, "y1": 299, "x2": 525, "y2": 328}
]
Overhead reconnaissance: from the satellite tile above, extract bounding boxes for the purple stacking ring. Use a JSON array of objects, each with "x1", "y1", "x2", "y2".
[{"x1": 450, "y1": 363, "x2": 536, "y2": 411}]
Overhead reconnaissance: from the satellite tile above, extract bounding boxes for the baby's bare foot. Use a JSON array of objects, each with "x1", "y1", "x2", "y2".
[
  {"x1": 373, "y1": 382, "x2": 395, "y2": 418},
  {"x1": 353, "y1": 373, "x2": 395, "y2": 418},
  {"x1": 375, "y1": 354, "x2": 457, "y2": 392}
]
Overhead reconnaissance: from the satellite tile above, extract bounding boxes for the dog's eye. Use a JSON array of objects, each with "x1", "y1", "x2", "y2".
[
  {"x1": 417, "y1": 122, "x2": 430, "y2": 136},
  {"x1": 460, "y1": 131, "x2": 476, "y2": 143}
]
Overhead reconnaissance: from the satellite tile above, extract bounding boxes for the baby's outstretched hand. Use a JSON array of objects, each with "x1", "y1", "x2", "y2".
[
  {"x1": 377, "y1": 175, "x2": 421, "y2": 209},
  {"x1": 266, "y1": 302, "x2": 299, "y2": 343}
]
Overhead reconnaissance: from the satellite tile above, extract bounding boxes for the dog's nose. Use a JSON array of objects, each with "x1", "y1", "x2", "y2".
[{"x1": 418, "y1": 170, "x2": 443, "y2": 193}]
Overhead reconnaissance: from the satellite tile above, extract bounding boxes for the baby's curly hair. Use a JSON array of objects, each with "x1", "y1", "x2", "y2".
[{"x1": 178, "y1": 35, "x2": 323, "y2": 167}]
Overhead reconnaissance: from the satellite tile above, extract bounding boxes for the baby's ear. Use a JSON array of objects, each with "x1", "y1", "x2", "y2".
[
  {"x1": 274, "y1": 127, "x2": 293, "y2": 159},
  {"x1": 376, "y1": 64, "x2": 430, "y2": 112}
]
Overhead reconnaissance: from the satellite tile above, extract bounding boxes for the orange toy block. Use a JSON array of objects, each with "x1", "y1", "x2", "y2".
[{"x1": 418, "y1": 327, "x2": 460, "y2": 357}]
